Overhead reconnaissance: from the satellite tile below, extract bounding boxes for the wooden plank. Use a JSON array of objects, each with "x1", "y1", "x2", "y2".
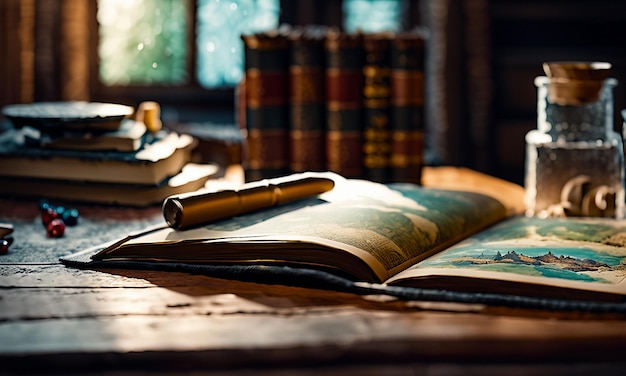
[
  {"x1": 0, "y1": 265, "x2": 429, "y2": 317},
  {"x1": 3, "y1": 266, "x2": 626, "y2": 361},
  {"x1": 4, "y1": 264, "x2": 626, "y2": 319},
  {"x1": 1, "y1": 167, "x2": 626, "y2": 373},
  {"x1": 3, "y1": 309, "x2": 626, "y2": 368},
  {"x1": 0, "y1": 264, "x2": 156, "y2": 288}
]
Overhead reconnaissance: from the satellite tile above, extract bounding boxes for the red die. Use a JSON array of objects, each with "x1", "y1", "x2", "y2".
[
  {"x1": 47, "y1": 218, "x2": 65, "y2": 238},
  {"x1": 0, "y1": 239, "x2": 8, "y2": 254},
  {"x1": 41, "y1": 207, "x2": 59, "y2": 226}
]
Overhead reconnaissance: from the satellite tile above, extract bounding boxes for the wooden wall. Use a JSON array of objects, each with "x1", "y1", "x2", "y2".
[
  {"x1": 489, "y1": 0, "x2": 626, "y2": 184},
  {"x1": 3, "y1": 0, "x2": 625, "y2": 185},
  {"x1": 0, "y1": 0, "x2": 35, "y2": 110}
]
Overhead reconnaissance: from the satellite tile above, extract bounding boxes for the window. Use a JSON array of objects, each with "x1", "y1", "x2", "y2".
[
  {"x1": 196, "y1": 0, "x2": 280, "y2": 88},
  {"x1": 0, "y1": 0, "x2": 420, "y2": 123},
  {"x1": 97, "y1": 0, "x2": 281, "y2": 90},
  {"x1": 98, "y1": 0, "x2": 189, "y2": 86},
  {"x1": 96, "y1": 0, "x2": 405, "y2": 91},
  {"x1": 343, "y1": 0, "x2": 407, "y2": 33}
]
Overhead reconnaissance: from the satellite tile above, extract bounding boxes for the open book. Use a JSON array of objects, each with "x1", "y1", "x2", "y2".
[{"x1": 62, "y1": 169, "x2": 626, "y2": 306}]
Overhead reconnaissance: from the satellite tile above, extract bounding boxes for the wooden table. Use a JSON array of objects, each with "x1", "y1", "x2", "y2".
[{"x1": 2, "y1": 168, "x2": 626, "y2": 375}]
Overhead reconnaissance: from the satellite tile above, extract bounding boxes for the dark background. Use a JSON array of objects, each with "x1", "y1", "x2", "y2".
[{"x1": 2, "y1": 0, "x2": 626, "y2": 185}]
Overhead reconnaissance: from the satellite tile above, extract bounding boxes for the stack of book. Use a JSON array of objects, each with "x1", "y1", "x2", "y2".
[
  {"x1": 240, "y1": 26, "x2": 427, "y2": 184},
  {"x1": 0, "y1": 101, "x2": 219, "y2": 206}
]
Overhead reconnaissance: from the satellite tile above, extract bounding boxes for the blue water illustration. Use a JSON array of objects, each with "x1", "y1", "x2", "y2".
[
  {"x1": 430, "y1": 245, "x2": 624, "y2": 266},
  {"x1": 454, "y1": 261, "x2": 601, "y2": 282},
  {"x1": 418, "y1": 216, "x2": 626, "y2": 284}
]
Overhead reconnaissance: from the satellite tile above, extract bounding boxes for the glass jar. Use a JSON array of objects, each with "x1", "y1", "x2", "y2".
[{"x1": 525, "y1": 72, "x2": 625, "y2": 219}]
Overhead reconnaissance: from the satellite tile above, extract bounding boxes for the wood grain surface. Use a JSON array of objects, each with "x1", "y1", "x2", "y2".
[{"x1": 2, "y1": 167, "x2": 626, "y2": 375}]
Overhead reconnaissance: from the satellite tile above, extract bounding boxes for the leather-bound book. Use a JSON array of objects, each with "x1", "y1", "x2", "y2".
[
  {"x1": 324, "y1": 30, "x2": 364, "y2": 178},
  {"x1": 241, "y1": 28, "x2": 290, "y2": 181},
  {"x1": 390, "y1": 30, "x2": 426, "y2": 184},
  {"x1": 288, "y1": 26, "x2": 327, "y2": 172},
  {"x1": 362, "y1": 32, "x2": 392, "y2": 183}
]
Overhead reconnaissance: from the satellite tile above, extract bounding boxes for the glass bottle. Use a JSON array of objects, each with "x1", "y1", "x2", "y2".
[{"x1": 524, "y1": 62, "x2": 625, "y2": 219}]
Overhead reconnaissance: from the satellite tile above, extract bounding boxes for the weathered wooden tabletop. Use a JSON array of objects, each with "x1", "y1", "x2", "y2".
[{"x1": 2, "y1": 168, "x2": 626, "y2": 375}]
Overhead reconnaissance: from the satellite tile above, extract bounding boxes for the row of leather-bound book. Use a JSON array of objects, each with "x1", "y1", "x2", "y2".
[{"x1": 239, "y1": 25, "x2": 427, "y2": 184}]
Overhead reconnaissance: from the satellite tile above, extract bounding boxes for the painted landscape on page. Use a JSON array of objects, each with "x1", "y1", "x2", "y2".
[
  {"x1": 195, "y1": 179, "x2": 506, "y2": 278},
  {"x1": 416, "y1": 216, "x2": 626, "y2": 284}
]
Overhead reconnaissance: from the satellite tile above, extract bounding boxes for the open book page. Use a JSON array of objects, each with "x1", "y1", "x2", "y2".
[
  {"x1": 94, "y1": 173, "x2": 508, "y2": 283},
  {"x1": 385, "y1": 216, "x2": 626, "y2": 301},
  {"x1": 421, "y1": 166, "x2": 526, "y2": 217}
]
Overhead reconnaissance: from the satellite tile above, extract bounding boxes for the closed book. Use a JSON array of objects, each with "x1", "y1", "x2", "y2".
[
  {"x1": 0, "y1": 163, "x2": 219, "y2": 207},
  {"x1": 288, "y1": 26, "x2": 327, "y2": 172},
  {"x1": 324, "y1": 30, "x2": 364, "y2": 178},
  {"x1": 166, "y1": 122, "x2": 244, "y2": 167},
  {"x1": 0, "y1": 129, "x2": 196, "y2": 185},
  {"x1": 362, "y1": 32, "x2": 393, "y2": 183},
  {"x1": 24, "y1": 119, "x2": 147, "y2": 152},
  {"x1": 390, "y1": 30, "x2": 426, "y2": 184},
  {"x1": 2, "y1": 101, "x2": 133, "y2": 133},
  {"x1": 242, "y1": 28, "x2": 290, "y2": 181}
]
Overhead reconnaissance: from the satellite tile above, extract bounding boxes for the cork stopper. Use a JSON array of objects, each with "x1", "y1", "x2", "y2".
[
  {"x1": 136, "y1": 101, "x2": 162, "y2": 133},
  {"x1": 542, "y1": 61, "x2": 612, "y2": 105}
]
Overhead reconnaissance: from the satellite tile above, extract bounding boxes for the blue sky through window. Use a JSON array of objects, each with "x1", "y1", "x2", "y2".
[
  {"x1": 343, "y1": 0, "x2": 404, "y2": 33},
  {"x1": 98, "y1": 0, "x2": 402, "y2": 88},
  {"x1": 196, "y1": 0, "x2": 280, "y2": 88},
  {"x1": 98, "y1": 0, "x2": 188, "y2": 85}
]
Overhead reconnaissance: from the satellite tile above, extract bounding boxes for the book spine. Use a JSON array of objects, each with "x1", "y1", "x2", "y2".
[
  {"x1": 235, "y1": 78, "x2": 248, "y2": 167},
  {"x1": 242, "y1": 31, "x2": 290, "y2": 181},
  {"x1": 390, "y1": 32, "x2": 426, "y2": 184},
  {"x1": 362, "y1": 33, "x2": 392, "y2": 183},
  {"x1": 288, "y1": 27, "x2": 326, "y2": 172},
  {"x1": 325, "y1": 32, "x2": 364, "y2": 179}
]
